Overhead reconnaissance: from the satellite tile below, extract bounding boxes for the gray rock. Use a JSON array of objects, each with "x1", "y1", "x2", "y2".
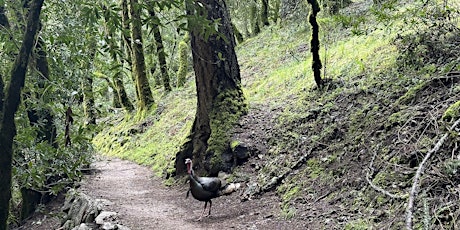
[
  {"x1": 71, "y1": 223, "x2": 93, "y2": 230},
  {"x1": 95, "y1": 211, "x2": 118, "y2": 225},
  {"x1": 102, "y1": 222, "x2": 116, "y2": 230}
]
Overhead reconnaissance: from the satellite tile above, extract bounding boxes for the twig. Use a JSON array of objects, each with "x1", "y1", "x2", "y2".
[
  {"x1": 405, "y1": 118, "x2": 460, "y2": 230},
  {"x1": 366, "y1": 149, "x2": 406, "y2": 199}
]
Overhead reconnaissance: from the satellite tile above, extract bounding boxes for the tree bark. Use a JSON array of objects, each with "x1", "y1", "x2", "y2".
[
  {"x1": 82, "y1": 50, "x2": 97, "y2": 125},
  {"x1": 148, "y1": 7, "x2": 171, "y2": 92},
  {"x1": 307, "y1": 0, "x2": 322, "y2": 88},
  {"x1": 250, "y1": 0, "x2": 260, "y2": 36},
  {"x1": 0, "y1": 0, "x2": 44, "y2": 229},
  {"x1": 27, "y1": 35, "x2": 58, "y2": 148},
  {"x1": 261, "y1": 0, "x2": 270, "y2": 26},
  {"x1": 103, "y1": 4, "x2": 134, "y2": 111},
  {"x1": 175, "y1": 0, "x2": 247, "y2": 176},
  {"x1": 120, "y1": 0, "x2": 138, "y2": 99},
  {"x1": 128, "y1": 0, "x2": 154, "y2": 110}
]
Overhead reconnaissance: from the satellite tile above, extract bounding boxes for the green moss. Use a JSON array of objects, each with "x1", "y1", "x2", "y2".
[
  {"x1": 442, "y1": 100, "x2": 460, "y2": 121},
  {"x1": 345, "y1": 219, "x2": 370, "y2": 230},
  {"x1": 230, "y1": 140, "x2": 240, "y2": 151},
  {"x1": 396, "y1": 81, "x2": 428, "y2": 105},
  {"x1": 306, "y1": 158, "x2": 324, "y2": 179},
  {"x1": 207, "y1": 88, "x2": 247, "y2": 173},
  {"x1": 176, "y1": 35, "x2": 189, "y2": 87}
]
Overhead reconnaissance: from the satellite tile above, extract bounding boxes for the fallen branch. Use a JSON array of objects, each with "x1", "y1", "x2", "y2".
[
  {"x1": 257, "y1": 148, "x2": 313, "y2": 195},
  {"x1": 405, "y1": 118, "x2": 460, "y2": 230},
  {"x1": 366, "y1": 149, "x2": 406, "y2": 199}
]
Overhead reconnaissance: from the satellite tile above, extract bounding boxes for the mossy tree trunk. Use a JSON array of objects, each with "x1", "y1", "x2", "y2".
[
  {"x1": 102, "y1": 4, "x2": 134, "y2": 111},
  {"x1": 0, "y1": 0, "x2": 44, "y2": 228},
  {"x1": 128, "y1": 0, "x2": 154, "y2": 110},
  {"x1": 272, "y1": 0, "x2": 280, "y2": 23},
  {"x1": 307, "y1": 0, "x2": 322, "y2": 88},
  {"x1": 250, "y1": 0, "x2": 260, "y2": 36},
  {"x1": 176, "y1": 35, "x2": 189, "y2": 87},
  {"x1": 261, "y1": 0, "x2": 270, "y2": 26},
  {"x1": 175, "y1": 0, "x2": 247, "y2": 176},
  {"x1": 120, "y1": 0, "x2": 138, "y2": 100},
  {"x1": 148, "y1": 6, "x2": 171, "y2": 92}
]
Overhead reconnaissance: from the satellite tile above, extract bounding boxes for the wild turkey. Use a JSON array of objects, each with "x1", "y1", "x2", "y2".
[{"x1": 185, "y1": 158, "x2": 240, "y2": 220}]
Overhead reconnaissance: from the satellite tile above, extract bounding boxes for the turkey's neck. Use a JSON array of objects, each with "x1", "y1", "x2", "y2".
[{"x1": 186, "y1": 162, "x2": 194, "y2": 176}]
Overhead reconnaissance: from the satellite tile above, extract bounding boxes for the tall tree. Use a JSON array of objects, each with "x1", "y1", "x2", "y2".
[
  {"x1": 147, "y1": 4, "x2": 172, "y2": 92},
  {"x1": 102, "y1": 3, "x2": 134, "y2": 111},
  {"x1": 175, "y1": 0, "x2": 247, "y2": 176},
  {"x1": 250, "y1": 0, "x2": 260, "y2": 36},
  {"x1": 128, "y1": 0, "x2": 154, "y2": 110},
  {"x1": 0, "y1": 0, "x2": 44, "y2": 228}
]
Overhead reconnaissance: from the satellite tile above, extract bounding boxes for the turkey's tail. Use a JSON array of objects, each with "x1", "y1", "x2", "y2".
[{"x1": 219, "y1": 182, "x2": 241, "y2": 196}]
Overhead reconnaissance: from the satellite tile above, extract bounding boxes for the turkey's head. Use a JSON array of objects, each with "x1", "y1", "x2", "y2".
[{"x1": 185, "y1": 158, "x2": 192, "y2": 175}]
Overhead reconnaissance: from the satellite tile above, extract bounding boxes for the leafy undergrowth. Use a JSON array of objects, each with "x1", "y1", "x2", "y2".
[
  {"x1": 233, "y1": 1, "x2": 460, "y2": 229},
  {"x1": 93, "y1": 0, "x2": 460, "y2": 228}
]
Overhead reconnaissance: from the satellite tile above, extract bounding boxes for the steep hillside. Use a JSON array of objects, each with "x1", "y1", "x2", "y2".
[{"x1": 94, "y1": 0, "x2": 460, "y2": 228}]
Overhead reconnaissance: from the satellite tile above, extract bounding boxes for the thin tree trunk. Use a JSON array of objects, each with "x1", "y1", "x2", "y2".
[
  {"x1": 307, "y1": 0, "x2": 322, "y2": 88},
  {"x1": 250, "y1": 0, "x2": 260, "y2": 36},
  {"x1": 148, "y1": 8, "x2": 171, "y2": 92},
  {"x1": 120, "y1": 0, "x2": 137, "y2": 99},
  {"x1": 128, "y1": 0, "x2": 154, "y2": 110},
  {"x1": 103, "y1": 4, "x2": 134, "y2": 111},
  {"x1": 82, "y1": 51, "x2": 97, "y2": 125},
  {"x1": 0, "y1": 1, "x2": 44, "y2": 229},
  {"x1": 175, "y1": 0, "x2": 247, "y2": 176},
  {"x1": 261, "y1": 0, "x2": 270, "y2": 26},
  {"x1": 27, "y1": 35, "x2": 58, "y2": 148}
]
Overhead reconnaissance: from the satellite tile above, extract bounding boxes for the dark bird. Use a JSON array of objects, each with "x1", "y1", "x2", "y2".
[{"x1": 185, "y1": 158, "x2": 240, "y2": 220}]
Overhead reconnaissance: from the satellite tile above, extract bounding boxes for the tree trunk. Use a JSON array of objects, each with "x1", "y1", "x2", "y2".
[
  {"x1": 82, "y1": 51, "x2": 97, "y2": 125},
  {"x1": 148, "y1": 7, "x2": 171, "y2": 92},
  {"x1": 0, "y1": 1, "x2": 44, "y2": 229},
  {"x1": 27, "y1": 35, "x2": 58, "y2": 148},
  {"x1": 250, "y1": 0, "x2": 260, "y2": 36},
  {"x1": 261, "y1": 0, "x2": 270, "y2": 26},
  {"x1": 307, "y1": 0, "x2": 322, "y2": 88},
  {"x1": 120, "y1": 0, "x2": 137, "y2": 99},
  {"x1": 128, "y1": 0, "x2": 154, "y2": 110},
  {"x1": 103, "y1": 4, "x2": 134, "y2": 111},
  {"x1": 175, "y1": 0, "x2": 247, "y2": 176},
  {"x1": 176, "y1": 35, "x2": 189, "y2": 87},
  {"x1": 114, "y1": 73, "x2": 134, "y2": 111}
]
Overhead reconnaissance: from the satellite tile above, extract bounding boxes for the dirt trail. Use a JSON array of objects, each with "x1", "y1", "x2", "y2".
[
  {"x1": 79, "y1": 158, "x2": 200, "y2": 229},
  {"x1": 77, "y1": 157, "x2": 306, "y2": 230}
]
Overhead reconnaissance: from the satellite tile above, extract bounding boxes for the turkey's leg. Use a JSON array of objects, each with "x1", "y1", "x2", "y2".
[{"x1": 207, "y1": 200, "x2": 212, "y2": 216}]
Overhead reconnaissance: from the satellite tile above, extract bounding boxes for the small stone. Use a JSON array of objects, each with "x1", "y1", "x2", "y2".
[
  {"x1": 95, "y1": 211, "x2": 118, "y2": 225},
  {"x1": 102, "y1": 222, "x2": 116, "y2": 230}
]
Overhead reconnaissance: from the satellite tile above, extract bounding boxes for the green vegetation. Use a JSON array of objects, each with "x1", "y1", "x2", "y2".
[{"x1": 93, "y1": 0, "x2": 459, "y2": 228}]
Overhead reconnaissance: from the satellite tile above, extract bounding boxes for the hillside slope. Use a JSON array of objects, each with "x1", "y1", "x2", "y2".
[{"x1": 94, "y1": 1, "x2": 460, "y2": 228}]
